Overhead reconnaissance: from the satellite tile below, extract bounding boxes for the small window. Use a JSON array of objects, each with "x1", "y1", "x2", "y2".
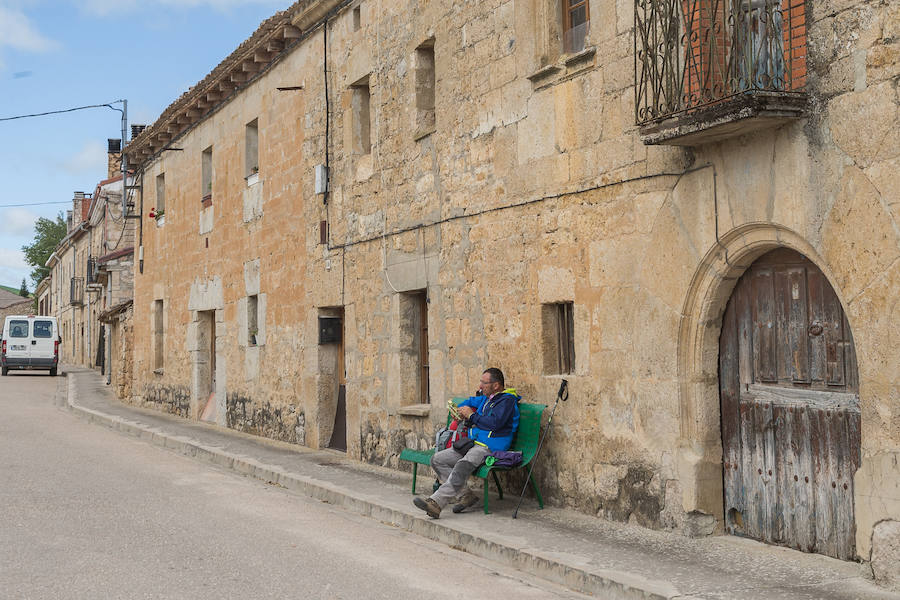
[
  {"x1": 399, "y1": 290, "x2": 429, "y2": 404},
  {"x1": 9, "y1": 320, "x2": 28, "y2": 338},
  {"x1": 245, "y1": 119, "x2": 259, "y2": 179},
  {"x1": 201, "y1": 146, "x2": 213, "y2": 206},
  {"x1": 414, "y1": 40, "x2": 436, "y2": 139},
  {"x1": 352, "y1": 5, "x2": 361, "y2": 31},
  {"x1": 153, "y1": 299, "x2": 164, "y2": 371},
  {"x1": 542, "y1": 302, "x2": 575, "y2": 374},
  {"x1": 33, "y1": 321, "x2": 53, "y2": 338},
  {"x1": 350, "y1": 76, "x2": 371, "y2": 155},
  {"x1": 247, "y1": 294, "x2": 258, "y2": 346},
  {"x1": 156, "y1": 173, "x2": 166, "y2": 213},
  {"x1": 563, "y1": 0, "x2": 590, "y2": 54}
]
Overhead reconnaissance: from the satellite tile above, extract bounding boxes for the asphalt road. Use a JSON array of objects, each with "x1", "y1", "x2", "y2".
[{"x1": 0, "y1": 371, "x2": 587, "y2": 600}]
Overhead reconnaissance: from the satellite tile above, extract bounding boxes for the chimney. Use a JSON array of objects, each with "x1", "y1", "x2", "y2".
[
  {"x1": 131, "y1": 124, "x2": 147, "y2": 138},
  {"x1": 107, "y1": 138, "x2": 122, "y2": 179}
]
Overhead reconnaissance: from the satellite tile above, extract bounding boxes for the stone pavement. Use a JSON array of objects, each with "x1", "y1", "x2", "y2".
[{"x1": 61, "y1": 366, "x2": 895, "y2": 600}]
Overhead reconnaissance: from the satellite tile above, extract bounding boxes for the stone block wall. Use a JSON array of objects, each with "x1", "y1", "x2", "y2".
[{"x1": 129, "y1": 0, "x2": 899, "y2": 557}]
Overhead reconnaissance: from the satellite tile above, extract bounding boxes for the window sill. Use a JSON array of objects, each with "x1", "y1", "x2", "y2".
[
  {"x1": 153, "y1": 368, "x2": 164, "y2": 375},
  {"x1": 246, "y1": 172, "x2": 259, "y2": 187},
  {"x1": 201, "y1": 194, "x2": 213, "y2": 208},
  {"x1": 527, "y1": 46, "x2": 596, "y2": 90},
  {"x1": 414, "y1": 127, "x2": 436, "y2": 142},
  {"x1": 397, "y1": 404, "x2": 431, "y2": 417}
]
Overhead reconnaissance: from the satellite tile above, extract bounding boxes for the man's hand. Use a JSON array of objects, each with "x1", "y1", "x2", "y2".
[{"x1": 457, "y1": 405, "x2": 475, "y2": 419}]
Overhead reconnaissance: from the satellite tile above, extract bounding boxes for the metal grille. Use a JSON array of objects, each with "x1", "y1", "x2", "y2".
[{"x1": 635, "y1": 0, "x2": 807, "y2": 125}]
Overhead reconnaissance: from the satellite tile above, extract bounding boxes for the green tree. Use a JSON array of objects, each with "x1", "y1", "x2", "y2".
[
  {"x1": 19, "y1": 278, "x2": 28, "y2": 297},
  {"x1": 21, "y1": 214, "x2": 67, "y2": 287}
]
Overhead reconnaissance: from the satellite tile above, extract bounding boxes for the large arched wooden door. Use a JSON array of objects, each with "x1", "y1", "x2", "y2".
[{"x1": 719, "y1": 248, "x2": 860, "y2": 559}]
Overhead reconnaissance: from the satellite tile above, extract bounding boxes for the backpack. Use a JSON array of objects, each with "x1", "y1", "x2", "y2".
[{"x1": 435, "y1": 419, "x2": 468, "y2": 451}]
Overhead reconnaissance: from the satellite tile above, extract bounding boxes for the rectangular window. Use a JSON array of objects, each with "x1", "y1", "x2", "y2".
[
  {"x1": 201, "y1": 146, "x2": 213, "y2": 207},
  {"x1": 33, "y1": 321, "x2": 53, "y2": 338},
  {"x1": 247, "y1": 294, "x2": 258, "y2": 346},
  {"x1": 351, "y1": 76, "x2": 371, "y2": 155},
  {"x1": 9, "y1": 320, "x2": 28, "y2": 338},
  {"x1": 153, "y1": 299, "x2": 164, "y2": 371},
  {"x1": 399, "y1": 290, "x2": 429, "y2": 404},
  {"x1": 245, "y1": 119, "x2": 259, "y2": 179},
  {"x1": 156, "y1": 173, "x2": 166, "y2": 213},
  {"x1": 563, "y1": 0, "x2": 590, "y2": 54},
  {"x1": 542, "y1": 302, "x2": 575, "y2": 374},
  {"x1": 414, "y1": 40, "x2": 436, "y2": 139},
  {"x1": 352, "y1": 5, "x2": 361, "y2": 31}
]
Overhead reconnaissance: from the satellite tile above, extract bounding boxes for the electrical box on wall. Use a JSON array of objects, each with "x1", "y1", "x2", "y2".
[
  {"x1": 314, "y1": 164, "x2": 329, "y2": 194},
  {"x1": 318, "y1": 316, "x2": 342, "y2": 344}
]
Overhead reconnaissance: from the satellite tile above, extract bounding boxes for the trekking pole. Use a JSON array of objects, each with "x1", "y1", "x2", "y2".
[{"x1": 513, "y1": 379, "x2": 567, "y2": 519}]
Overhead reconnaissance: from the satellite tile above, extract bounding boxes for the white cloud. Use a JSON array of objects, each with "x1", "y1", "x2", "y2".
[
  {"x1": 0, "y1": 207, "x2": 38, "y2": 236},
  {"x1": 0, "y1": 5, "x2": 58, "y2": 53},
  {"x1": 0, "y1": 247, "x2": 28, "y2": 270},
  {"x1": 59, "y1": 139, "x2": 106, "y2": 176}
]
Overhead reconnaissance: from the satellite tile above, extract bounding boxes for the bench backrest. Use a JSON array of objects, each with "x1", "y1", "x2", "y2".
[{"x1": 511, "y1": 403, "x2": 547, "y2": 466}]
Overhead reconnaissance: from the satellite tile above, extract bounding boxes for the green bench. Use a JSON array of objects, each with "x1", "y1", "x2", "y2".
[{"x1": 399, "y1": 398, "x2": 547, "y2": 514}]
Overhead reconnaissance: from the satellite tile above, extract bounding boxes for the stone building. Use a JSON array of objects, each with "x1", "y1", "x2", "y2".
[
  {"x1": 0, "y1": 288, "x2": 32, "y2": 321},
  {"x1": 45, "y1": 144, "x2": 136, "y2": 389},
  {"x1": 124, "y1": 0, "x2": 899, "y2": 569}
]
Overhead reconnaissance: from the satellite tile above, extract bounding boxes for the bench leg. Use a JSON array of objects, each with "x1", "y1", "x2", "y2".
[
  {"x1": 529, "y1": 472, "x2": 544, "y2": 509},
  {"x1": 482, "y1": 477, "x2": 491, "y2": 514},
  {"x1": 411, "y1": 463, "x2": 418, "y2": 494},
  {"x1": 491, "y1": 470, "x2": 504, "y2": 500}
]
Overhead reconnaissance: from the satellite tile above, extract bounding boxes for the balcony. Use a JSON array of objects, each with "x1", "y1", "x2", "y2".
[
  {"x1": 635, "y1": 0, "x2": 808, "y2": 145},
  {"x1": 70, "y1": 277, "x2": 84, "y2": 306}
]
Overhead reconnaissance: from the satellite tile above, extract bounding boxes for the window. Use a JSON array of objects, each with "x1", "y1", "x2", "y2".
[
  {"x1": 156, "y1": 173, "x2": 166, "y2": 213},
  {"x1": 245, "y1": 119, "x2": 259, "y2": 179},
  {"x1": 414, "y1": 40, "x2": 436, "y2": 139},
  {"x1": 9, "y1": 320, "x2": 28, "y2": 338},
  {"x1": 399, "y1": 290, "x2": 429, "y2": 404},
  {"x1": 542, "y1": 302, "x2": 575, "y2": 374},
  {"x1": 153, "y1": 299, "x2": 164, "y2": 371},
  {"x1": 201, "y1": 146, "x2": 213, "y2": 206},
  {"x1": 563, "y1": 0, "x2": 590, "y2": 54},
  {"x1": 350, "y1": 76, "x2": 371, "y2": 155},
  {"x1": 33, "y1": 321, "x2": 52, "y2": 338},
  {"x1": 247, "y1": 294, "x2": 258, "y2": 346},
  {"x1": 352, "y1": 5, "x2": 361, "y2": 31}
]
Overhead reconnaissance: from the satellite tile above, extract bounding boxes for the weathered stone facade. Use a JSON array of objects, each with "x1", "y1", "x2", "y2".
[{"x1": 126, "y1": 0, "x2": 899, "y2": 564}]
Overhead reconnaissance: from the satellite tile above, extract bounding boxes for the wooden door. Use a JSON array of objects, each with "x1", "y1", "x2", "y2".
[{"x1": 719, "y1": 248, "x2": 860, "y2": 559}]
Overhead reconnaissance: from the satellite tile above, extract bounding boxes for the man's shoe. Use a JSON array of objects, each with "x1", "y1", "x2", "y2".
[
  {"x1": 413, "y1": 497, "x2": 442, "y2": 518},
  {"x1": 452, "y1": 489, "x2": 480, "y2": 514}
]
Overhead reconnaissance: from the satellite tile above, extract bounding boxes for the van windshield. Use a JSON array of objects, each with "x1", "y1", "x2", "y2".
[
  {"x1": 33, "y1": 321, "x2": 53, "y2": 338},
  {"x1": 9, "y1": 320, "x2": 28, "y2": 338}
]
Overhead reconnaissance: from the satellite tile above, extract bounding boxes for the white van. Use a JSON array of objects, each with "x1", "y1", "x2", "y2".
[{"x1": 1, "y1": 315, "x2": 60, "y2": 376}]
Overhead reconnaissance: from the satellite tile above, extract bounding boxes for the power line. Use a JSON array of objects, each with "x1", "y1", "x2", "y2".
[
  {"x1": 0, "y1": 201, "x2": 71, "y2": 208},
  {"x1": 0, "y1": 101, "x2": 122, "y2": 122}
]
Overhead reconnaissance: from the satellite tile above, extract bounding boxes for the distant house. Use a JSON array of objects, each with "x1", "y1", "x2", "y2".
[{"x1": 0, "y1": 288, "x2": 32, "y2": 321}]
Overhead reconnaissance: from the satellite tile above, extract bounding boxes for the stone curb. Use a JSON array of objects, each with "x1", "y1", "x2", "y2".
[{"x1": 61, "y1": 373, "x2": 676, "y2": 600}]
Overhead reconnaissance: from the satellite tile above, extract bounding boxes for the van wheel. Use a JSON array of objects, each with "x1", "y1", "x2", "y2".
[{"x1": 49, "y1": 367, "x2": 57, "y2": 377}]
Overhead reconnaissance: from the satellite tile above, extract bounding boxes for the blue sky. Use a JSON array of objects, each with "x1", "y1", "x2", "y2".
[{"x1": 0, "y1": 0, "x2": 290, "y2": 290}]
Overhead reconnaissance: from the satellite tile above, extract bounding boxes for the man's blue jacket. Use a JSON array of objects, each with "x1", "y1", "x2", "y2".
[{"x1": 459, "y1": 389, "x2": 521, "y2": 452}]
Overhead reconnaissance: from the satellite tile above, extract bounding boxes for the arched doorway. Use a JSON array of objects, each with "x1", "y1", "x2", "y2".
[{"x1": 719, "y1": 248, "x2": 860, "y2": 559}]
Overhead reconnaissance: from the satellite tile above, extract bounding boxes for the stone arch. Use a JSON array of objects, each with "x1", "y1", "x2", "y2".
[{"x1": 673, "y1": 222, "x2": 851, "y2": 520}]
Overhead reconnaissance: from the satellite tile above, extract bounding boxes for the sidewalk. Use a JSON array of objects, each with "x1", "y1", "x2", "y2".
[{"x1": 62, "y1": 366, "x2": 894, "y2": 600}]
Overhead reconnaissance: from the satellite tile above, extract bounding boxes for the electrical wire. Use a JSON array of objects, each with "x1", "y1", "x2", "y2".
[
  {"x1": 0, "y1": 201, "x2": 71, "y2": 207},
  {"x1": 0, "y1": 101, "x2": 123, "y2": 122}
]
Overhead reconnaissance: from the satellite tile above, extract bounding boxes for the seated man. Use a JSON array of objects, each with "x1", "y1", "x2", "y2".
[{"x1": 414, "y1": 367, "x2": 520, "y2": 518}]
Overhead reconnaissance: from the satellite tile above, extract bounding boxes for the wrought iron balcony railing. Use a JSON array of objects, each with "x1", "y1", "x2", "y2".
[{"x1": 635, "y1": 0, "x2": 807, "y2": 126}]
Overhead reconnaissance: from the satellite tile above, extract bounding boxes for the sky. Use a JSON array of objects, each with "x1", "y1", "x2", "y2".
[{"x1": 0, "y1": 0, "x2": 291, "y2": 290}]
